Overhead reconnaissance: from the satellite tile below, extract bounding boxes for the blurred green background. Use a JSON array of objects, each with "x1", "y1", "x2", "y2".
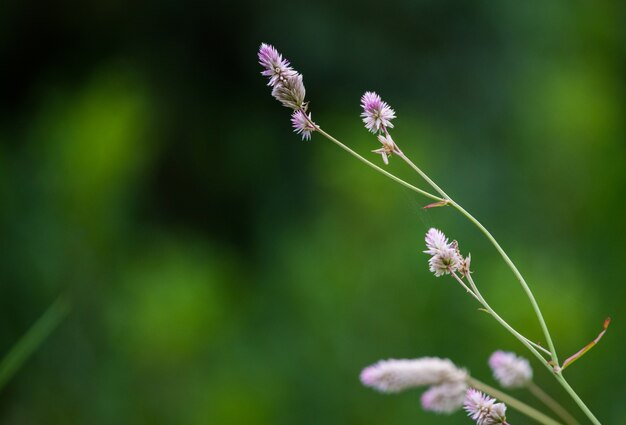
[{"x1": 0, "y1": 0, "x2": 624, "y2": 423}]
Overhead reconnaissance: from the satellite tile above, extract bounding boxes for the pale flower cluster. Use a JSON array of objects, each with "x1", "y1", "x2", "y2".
[
  {"x1": 489, "y1": 351, "x2": 533, "y2": 389},
  {"x1": 360, "y1": 357, "x2": 468, "y2": 413},
  {"x1": 424, "y1": 228, "x2": 464, "y2": 277},
  {"x1": 464, "y1": 389, "x2": 508, "y2": 425},
  {"x1": 258, "y1": 43, "x2": 316, "y2": 140}
]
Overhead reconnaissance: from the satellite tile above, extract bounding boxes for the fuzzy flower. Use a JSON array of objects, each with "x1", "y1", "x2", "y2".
[
  {"x1": 291, "y1": 110, "x2": 316, "y2": 141},
  {"x1": 421, "y1": 382, "x2": 468, "y2": 413},
  {"x1": 464, "y1": 389, "x2": 508, "y2": 425},
  {"x1": 271, "y1": 73, "x2": 306, "y2": 110},
  {"x1": 372, "y1": 134, "x2": 397, "y2": 164},
  {"x1": 360, "y1": 91, "x2": 396, "y2": 133},
  {"x1": 489, "y1": 351, "x2": 532, "y2": 389},
  {"x1": 258, "y1": 43, "x2": 297, "y2": 87},
  {"x1": 424, "y1": 228, "x2": 463, "y2": 277},
  {"x1": 360, "y1": 357, "x2": 467, "y2": 394},
  {"x1": 428, "y1": 248, "x2": 463, "y2": 277},
  {"x1": 424, "y1": 228, "x2": 450, "y2": 256}
]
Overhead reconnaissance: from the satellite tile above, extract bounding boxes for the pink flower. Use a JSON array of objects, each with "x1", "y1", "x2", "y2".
[
  {"x1": 489, "y1": 351, "x2": 532, "y2": 389},
  {"x1": 464, "y1": 389, "x2": 508, "y2": 425},
  {"x1": 421, "y1": 382, "x2": 468, "y2": 413},
  {"x1": 360, "y1": 91, "x2": 396, "y2": 133},
  {"x1": 258, "y1": 43, "x2": 297, "y2": 87},
  {"x1": 424, "y1": 228, "x2": 463, "y2": 277},
  {"x1": 424, "y1": 228, "x2": 450, "y2": 256},
  {"x1": 360, "y1": 358, "x2": 467, "y2": 393},
  {"x1": 291, "y1": 110, "x2": 316, "y2": 141}
]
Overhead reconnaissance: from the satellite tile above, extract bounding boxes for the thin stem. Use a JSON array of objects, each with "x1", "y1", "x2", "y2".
[
  {"x1": 396, "y1": 150, "x2": 559, "y2": 366},
  {"x1": 447, "y1": 270, "x2": 482, "y2": 303},
  {"x1": 0, "y1": 295, "x2": 71, "y2": 390},
  {"x1": 524, "y1": 338, "x2": 553, "y2": 357},
  {"x1": 467, "y1": 377, "x2": 562, "y2": 425},
  {"x1": 395, "y1": 151, "x2": 450, "y2": 199},
  {"x1": 450, "y1": 200, "x2": 559, "y2": 366},
  {"x1": 528, "y1": 381, "x2": 581, "y2": 425},
  {"x1": 313, "y1": 126, "x2": 600, "y2": 424},
  {"x1": 554, "y1": 374, "x2": 601, "y2": 425},
  {"x1": 451, "y1": 271, "x2": 547, "y2": 365},
  {"x1": 315, "y1": 128, "x2": 443, "y2": 202}
]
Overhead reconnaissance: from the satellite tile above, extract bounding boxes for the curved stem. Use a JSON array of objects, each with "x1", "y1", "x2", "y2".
[
  {"x1": 451, "y1": 271, "x2": 547, "y2": 366},
  {"x1": 396, "y1": 151, "x2": 559, "y2": 366},
  {"x1": 467, "y1": 377, "x2": 562, "y2": 425},
  {"x1": 315, "y1": 128, "x2": 442, "y2": 202},
  {"x1": 395, "y1": 151, "x2": 450, "y2": 199},
  {"x1": 528, "y1": 381, "x2": 581, "y2": 425},
  {"x1": 554, "y1": 374, "x2": 601, "y2": 425},
  {"x1": 450, "y1": 200, "x2": 559, "y2": 366},
  {"x1": 313, "y1": 127, "x2": 600, "y2": 424},
  {"x1": 525, "y1": 338, "x2": 553, "y2": 357}
]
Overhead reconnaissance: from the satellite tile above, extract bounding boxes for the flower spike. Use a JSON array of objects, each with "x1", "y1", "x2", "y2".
[{"x1": 360, "y1": 91, "x2": 396, "y2": 133}]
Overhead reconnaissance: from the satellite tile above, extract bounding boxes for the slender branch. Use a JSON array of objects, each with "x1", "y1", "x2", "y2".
[
  {"x1": 524, "y1": 338, "x2": 553, "y2": 357},
  {"x1": 395, "y1": 151, "x2": 450, "y2": 199},
  {"x1": 313, "y1": 126, "x2": 601, "y2": 424},
  {"x1": 554, "y1": 374, "x2": 601, "y2": 425},
  {"x1": 451, "y1": 271, "x2": 547, "y2": 365},
  {"x1": 446, "y1": 268, "x2": 482, "y2": 302},
  {"x1": 467, "y1": 377, "x2": 562, "y2": 425},
  {"x1": 450, "y1": 200, "x2": 559, "y2": 366},
  {"x1": 528, "y1": 381, "x2": 581, "y2": 425},
  {"x1": 314, "y1": 128, "x2": 443, "y2": 202},
  {"x1": 395, "y1": 150, "x2": 559, "y2": 367},
  {"x1": 0, "y1": 295, "x2": 71, "y2": 390}
]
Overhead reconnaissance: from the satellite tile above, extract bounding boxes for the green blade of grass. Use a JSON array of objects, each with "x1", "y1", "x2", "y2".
[{"x1": 0, "y1": 295, "x2": 71, "y2": 391}]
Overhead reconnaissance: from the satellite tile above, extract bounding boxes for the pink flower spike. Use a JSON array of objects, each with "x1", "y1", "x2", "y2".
[
  {"x1": 258, "y1": 43, "x2": 297, "y2": 87},
  {"x1": 424, "y1": 228, "x2": 463, "y2": 277},
  {"x1": 424, "y1": 228, "x2": 449, "y2": 255},
  {"x1": 421, "y1": 382, "x2": 468, "y2": 414},
  {"x1": 360, "y1": 91, "x2": 396, "y2": 133},
  {"x1": 291, "y1": 110, "x2": 316, "y2": 141},
  {"x1": 464, "y1": 389, "x2": 507, "y2": 425},
  {"x1": 360, "y1": 358, "x2": 467, "y2": 394},
  {"x1": 488, "y1": 351, "x2": 532, "y2": 388}
]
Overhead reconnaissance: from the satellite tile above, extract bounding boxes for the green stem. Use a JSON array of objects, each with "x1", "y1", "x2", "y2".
[
  {"x1": 450, "y1": 200, "x2": 559, "y2": 366},
  {"x1": 554, "y1": 374, "x2": 601, "y2": 425},
  {"x1": 467, "y1": 377, "x2": 562, "y2": 425},
  {"x1": 315, "y1": 128, "x2": 443, "y2": 202},
  {"x1": 314, "y1": 127, "x2": 601, "y2": 424},
  {"x1": 452, "y1": 271, "x2": 547, "y2": 366},
  {"x1": 463, "y1": 252, "x2": 601, "y2": 425},
  {"x1": 528, "y1": 381, "x2": 581, "y2": 425},
  {"x1": 0, "y1": 295, "x2": 71, "y2": 391},
  {"x1": 396, "y1": 151, "x2": 559, "y2": 367}
]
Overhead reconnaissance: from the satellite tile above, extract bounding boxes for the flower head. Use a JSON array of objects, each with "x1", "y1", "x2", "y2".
[
  {"x1": 271, "y1": 73, "x2": 306, "y2": 110},
  {"x1": 424, "y1": 228, "x2": 463, "y2": 277},
  {"x1": 489, "y1": 351, "x2": 533, "y2": 389},
  {"x1": 464, "y1": 389, "x2": 507, "y2": 425},
  {"x1": 424, "y1": 228, "x2": 450, "y2": 255},
  {"x1": 421, "y1": 382, "x2": 468, "y2": 413},
  {"x1": 258, "y1": 44, "x2": 308, "y2": 112},
  {"x1": 372, "y1": 134, "x2": 397, "y2": 165},
  {"x1": 258, "y1": 43, "x2": 297, "y2": 87},
  {"x1": 291, "y1": 110, "x2": 316, "y2": 141},
  {"x1": 361, "y1": 91, "x2": 396, "y2": 133},
  {"x1": 360, "y1": 357, "x2": 467, "y2": 394}
]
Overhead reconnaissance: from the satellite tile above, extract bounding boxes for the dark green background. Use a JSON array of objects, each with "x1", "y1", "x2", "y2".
[{"x1": 0, "y1": 0, "x2": 624, "y2": 423}]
